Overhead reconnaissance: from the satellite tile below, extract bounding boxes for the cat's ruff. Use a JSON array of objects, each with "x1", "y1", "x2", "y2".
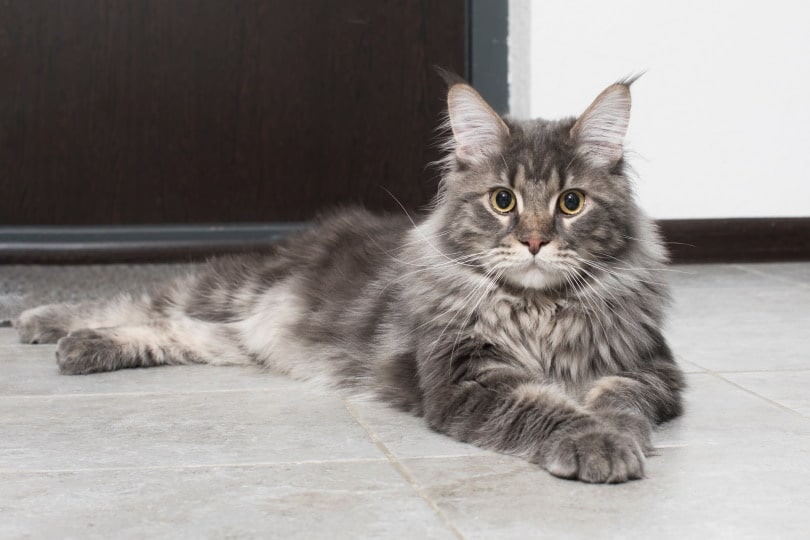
[{"x1": 14, "y1": 78, "x2": 684, "y2": 484}]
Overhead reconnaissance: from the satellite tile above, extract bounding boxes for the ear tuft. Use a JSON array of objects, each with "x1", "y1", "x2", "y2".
[
  {"x1": 571, "y1": 84, "x2": 632, "y2": 168},
  {"x1": 447, "y1": 84, "x2": 509, "y2": 165}
]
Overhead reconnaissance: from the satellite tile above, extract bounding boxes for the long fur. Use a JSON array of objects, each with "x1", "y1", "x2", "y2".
[{"x1": 14, "y1": 80, "x2": 684, "y2": 484}]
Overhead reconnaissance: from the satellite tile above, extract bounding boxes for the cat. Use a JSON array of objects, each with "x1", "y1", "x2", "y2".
[{"x1": 14, "y1": 77, "x2": 684, "y2": 484}]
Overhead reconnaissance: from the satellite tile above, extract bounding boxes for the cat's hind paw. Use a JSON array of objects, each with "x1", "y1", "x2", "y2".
[
  {"x1": 56, "y1": 329, "x2": 122, "y2": 375},
  {"x1": 544, "y1": 427, "x2": 646, "y2": 484},
  {"x1": 14, "y1": 305, "x2": 73, "y2": 344}
]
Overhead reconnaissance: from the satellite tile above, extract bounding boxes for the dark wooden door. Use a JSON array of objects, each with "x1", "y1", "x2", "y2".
[{"x1": 1, "y1": 1, "x2": 466, "y2": 226}]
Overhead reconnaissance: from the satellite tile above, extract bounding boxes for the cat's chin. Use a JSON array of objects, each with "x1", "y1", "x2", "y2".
[{"x1": 505, "y1": 263, "x2": 564, "y2": 291}]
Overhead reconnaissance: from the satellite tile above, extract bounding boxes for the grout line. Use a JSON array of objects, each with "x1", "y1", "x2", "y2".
[
  {"x1": 674, "y1": 355, "x2": 810, "y2": 376},
  {"x1": 673, "y1": 353, "x2": 706, "y2": 371},
  {"x1": 731, "y1": 263, "x2": 810, "y2": 289},
  {"x1": 0, "y1": 386, "x2": 307, "y2": 400},
  {"x1": 0, "y1": 457, "x2": 390, "y2": 475},
  {"x1": 703, "y1": 370, "x2": 808, "y2": 419},
  {"x1": 396, "y1": 452, "x2": 496, "y2": 461},
  {"x1": 342, "y1": 400, "x2": 465, "y2": 540},
  {"x1": 707, "y1": 368, "x2": 810, "y2": 374},
  {"x1": 677, "y1": 353, "x2": 810, "y2": 375}
]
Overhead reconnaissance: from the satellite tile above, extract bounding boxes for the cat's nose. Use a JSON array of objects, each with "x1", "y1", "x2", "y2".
[{"x1": 520, "y1": 237, "x2": 547, "y2": 255}]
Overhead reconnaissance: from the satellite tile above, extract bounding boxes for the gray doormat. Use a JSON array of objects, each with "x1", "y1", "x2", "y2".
[{"x1": 0, "y1": 264, "x2": 199, "y2": 324}]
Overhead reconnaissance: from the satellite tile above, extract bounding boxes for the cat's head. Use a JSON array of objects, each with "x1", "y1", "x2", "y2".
[{"x1": 434, "y1": 78, "x2": 647, "y2": 291}]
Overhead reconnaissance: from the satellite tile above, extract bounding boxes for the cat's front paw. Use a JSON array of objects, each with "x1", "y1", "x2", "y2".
[
  {"x1": 14, "y1": 305, "x2": 72, "y2": 344},
  {"x1": 56, "y1": 329, "x2": 118, "y2": 375},
  {"x1": 544, "y1": 426, "x2": 645, "y2": 484},
  {"x1": 595, "y1": 410, "x2": 654, "y2": 455}
]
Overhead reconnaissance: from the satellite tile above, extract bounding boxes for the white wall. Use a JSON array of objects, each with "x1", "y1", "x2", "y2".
[{"x1": 508, "y1": 0, "x2": 810, "y2": 219}]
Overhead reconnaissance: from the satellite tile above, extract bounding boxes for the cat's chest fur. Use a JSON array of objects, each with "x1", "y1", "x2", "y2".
[{"x1": 472, "y1": 291, "x2": 607, "y2": 383}]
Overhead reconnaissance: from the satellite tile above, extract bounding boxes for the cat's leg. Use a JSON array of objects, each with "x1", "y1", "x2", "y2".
[
  {"x1": 583, "y1": 352, "x2": 685, "y2": 447},
  {"x1": 15, "y1": 294, "x2": 154, "y2": 344},
  {"x1": 55, "y1": 318, "x2": 248, "y2": 375},
  {"x1": 420, "y1": 343, "x2": 646, "y2": 484}
]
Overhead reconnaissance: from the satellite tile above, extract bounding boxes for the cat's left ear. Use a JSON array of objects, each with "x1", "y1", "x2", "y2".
[
  {"x1": 571, "y1": 83, "x2": 632, "y2": 168},
  {"x1": 447, "y1": 84, "x2": 510, "y2": 165}
]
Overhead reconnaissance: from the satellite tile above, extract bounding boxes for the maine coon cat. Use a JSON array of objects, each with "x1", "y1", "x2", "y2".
[{"x1": 14, "y1": 78, "x2": 684, "y2": 483}]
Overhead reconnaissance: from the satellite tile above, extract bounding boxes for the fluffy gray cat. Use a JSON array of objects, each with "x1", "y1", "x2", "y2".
[{"x1": 14, "y1": 78, "x2": 684, "y2": 483}]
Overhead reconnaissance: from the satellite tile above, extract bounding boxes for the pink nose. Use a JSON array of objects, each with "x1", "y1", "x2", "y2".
[{"x1": 521, "y1": 237, "x2": 547, "y2": 255}]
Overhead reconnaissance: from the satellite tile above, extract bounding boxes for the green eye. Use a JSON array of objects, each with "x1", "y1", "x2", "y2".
[
  {"x1": 490, "y1": 189, "x2": 516, "y2": 213},
  {"x1": 559, "y1": 189, "x2": 585, "y2": 215}
]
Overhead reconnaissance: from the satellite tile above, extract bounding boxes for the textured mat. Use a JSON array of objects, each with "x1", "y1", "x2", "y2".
[{"x1": 0, "y1": 264, "x2": 198, "y2": 323}]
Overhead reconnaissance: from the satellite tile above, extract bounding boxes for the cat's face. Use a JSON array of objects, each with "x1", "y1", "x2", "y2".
[{"x1": 438, "y1": 82, "x2": 638, "y2": 291}]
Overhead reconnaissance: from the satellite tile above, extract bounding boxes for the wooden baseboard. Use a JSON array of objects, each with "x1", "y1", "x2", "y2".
[
  {"x1": 1, "y1": 218, "x2": 808, "y2": 264},
  {"x1": 658, "y1": 218, "x2": 810, "y2": 264}
]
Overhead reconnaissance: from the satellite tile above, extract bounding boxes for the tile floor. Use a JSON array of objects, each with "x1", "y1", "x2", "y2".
[{"x1": 1, "y1": 263, "x2": 809, "y2": 539}]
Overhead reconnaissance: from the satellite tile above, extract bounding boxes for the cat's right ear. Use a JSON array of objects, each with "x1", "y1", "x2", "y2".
[{"x1": 446, "y1": 84, "x2": 510, "y2": 166}]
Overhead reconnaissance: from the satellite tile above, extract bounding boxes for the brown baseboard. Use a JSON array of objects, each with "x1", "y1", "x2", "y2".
[
  {"x1": 1, "y1": 218, "x2": 808, "y2": 265},
  {"x1": 659, "y1": 217, "x2": 810, "y2": 264}
]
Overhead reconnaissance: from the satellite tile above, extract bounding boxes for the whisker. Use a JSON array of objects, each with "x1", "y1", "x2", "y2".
[
  {"x1": 424, "y1": 262, "x2": 509, "y2": 364},
  {"x1": 566, "y1": 268, "x2": 611, "y2": 345},
  {"x1": 587, "y1": 249, "x2": 694, "y2": 274},
  {"x1": 620, "y1": 233, "x2": 696, "y2": 249},
  {"x1": 403, "y1": 262, "x2": 505, "y2": 340},
  {"x1": 573, "y1": 266, "x2": 638, "y2": 327},
  {"x1": 449, "y1": 264, "x2": 510, "y2": 362},
  {"x1": 575, "y1": 256, "x2": 669, "y2": 288},
  {"x1": 375, "y1": 252, "x2": 493, "y2": 298},
  {"x1": 380, "y1": 187, "x2": 471, "y2": 267}
]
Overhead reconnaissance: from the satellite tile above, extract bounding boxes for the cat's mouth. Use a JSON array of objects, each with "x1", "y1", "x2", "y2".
[{"x1": 503, "y1": 258, "x2": 565, "y2": 290}]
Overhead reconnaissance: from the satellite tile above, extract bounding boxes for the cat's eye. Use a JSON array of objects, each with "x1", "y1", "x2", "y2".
[
  {"x1": 490, "y1": 188, "x2": 516, "y2": 213},
  {"x1": 558, "y1": 190, "x2": 585, "y2": 215}
]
